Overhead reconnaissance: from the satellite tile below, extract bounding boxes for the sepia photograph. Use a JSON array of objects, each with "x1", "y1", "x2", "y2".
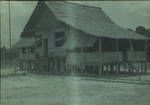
[{"x1": 1, "y1": 1, "x2": 150, "y2": 105}]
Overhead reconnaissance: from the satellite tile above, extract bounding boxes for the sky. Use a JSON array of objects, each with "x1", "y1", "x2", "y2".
[{"x1": 1, "y1": 1, "x2": 150, "y2": 48}]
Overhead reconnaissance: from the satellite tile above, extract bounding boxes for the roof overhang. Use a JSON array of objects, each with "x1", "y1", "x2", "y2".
[{"x1": 14, "y1": 38, "x2": 35, "y2": 48}]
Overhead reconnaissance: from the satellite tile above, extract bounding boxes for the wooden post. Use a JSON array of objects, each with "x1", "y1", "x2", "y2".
[
  {"x1": 135, "y1": 62, "x2": 140, "y2": 74},
  {"x1": 59, "y1": 58, "x2": 62, "y2": 73},
  {"x1": 65, "y1": 64, "x2": 68, "y2": 74},
  {"x1": 63, "y1": 63, "x2": 66, "y2": 74},
  {"x1": 130, "y1": 39, "x2": 134, "y2": 52},
  {"x1": 116, "y1": 64, "x2": 119, "y2": 75},
  {"x1": 51, "y1": 58, "x2": 54, "y2": 73},
  {"x1": 125, "y1": 63, "x2": 128, "y2": 73},
  {"x1": 117, "y1": 63, "x2": 120, "y2": 74},
  {"x1": 29, "y1": 60, "x2": 31, "y2": 72},
  {"x1": 70, "y1": 65, "x2": 73, "y2": 74},
  {"x1": 106, "y1": 64, "x2": 109, "y2": 75},
  {"x1": 69, "y1": 64, "x2": 71, "y2": 74},
  {"x1": 54, "y1": 58, "x2": 57, "y2": 73},
  {"x1": 19, "y1": 61, "x2": 23, "y2": 71},
  {"x1": 47, "y1": 58, "x2": 50, "y2": 73},
  {"x1": 110, "y1": 64, "x2": 113, "y2": 74},
  {"x1": 98, "y1": 64, "x2": 102, "y2": 76},
  {"x1": 79, "y1": 65, "x2": 81, "y2": 74},
  {"x1": 104, "y1": 64, "x2": 106, "y2": 74},
  {"x1": 116, "y1": 39, "x2": 119, "y2": 52},
  {"x1": 99, "y1": 37, "x2": 102, "y2": 52},
  {"x1": 145, "y1": 40, "x2": 148, "y2": 51},
  {"x1": 141, "y1": 62, "x2": 143, "y2": 74},
  {"x1": 144, "y1": 62, "x2": 147, "y2": 73},
  {"x1": 49, "y1": 59, "x2": 51, "y2": 72},
  {"x1": 137, "y1": 63, "x2": 140, "y2": 73},
  {"x1": 128, "y1": 63, "x2": 132, "y2": 73},
  {"x1": 62, "y1": 58, "x2": 65, "y2": 74}
]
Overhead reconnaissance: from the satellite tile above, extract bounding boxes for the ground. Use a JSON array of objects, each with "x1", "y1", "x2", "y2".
[{"x1": 1, "y1": 72, "x2": 150, "y2": 105}]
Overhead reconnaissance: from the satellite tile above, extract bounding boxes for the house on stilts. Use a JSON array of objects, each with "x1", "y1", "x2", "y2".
[{"x1": 15, "y1": 1, "x2": 149, "y2": 75}]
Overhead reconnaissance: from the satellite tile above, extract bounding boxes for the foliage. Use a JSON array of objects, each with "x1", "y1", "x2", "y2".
[{"x1": 135, "y1": 26, "x2": 150, "y2": 37}]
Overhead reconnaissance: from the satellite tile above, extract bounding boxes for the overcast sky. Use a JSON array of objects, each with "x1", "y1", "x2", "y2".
[{"x1": 1, "y1": 1, "x2": 150, "y2": 48}]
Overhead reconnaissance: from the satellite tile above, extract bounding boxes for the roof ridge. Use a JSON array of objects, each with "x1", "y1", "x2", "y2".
[
  {"x1": 48, "y1": 1, "x2": 102, "y2": 10},
  {"x1": 66, "y1": 1, "x2": 102, "y2": 9}
]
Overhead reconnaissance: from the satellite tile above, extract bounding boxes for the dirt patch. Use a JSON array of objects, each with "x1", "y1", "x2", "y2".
[{"x1": 1, "y1": 74, "x2": 150, "y2": 105}]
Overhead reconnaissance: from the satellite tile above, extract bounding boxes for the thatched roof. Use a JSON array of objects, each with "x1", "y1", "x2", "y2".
[
  {"x1": 21, "y1": 30, "x2": 35, "y2": 37},
  {"x1": 45, "y1": 1, "x2": 148, "y2": 40},
  {"x1": 63, "y1": 29, "x2": 97, "y2": 49},
  {"x1": 18, "y1": 1, "x2": 148, "y2": 49}
]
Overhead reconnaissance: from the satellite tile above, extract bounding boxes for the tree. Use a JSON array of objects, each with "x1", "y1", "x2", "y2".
[
  {"x1": 135, "y1": 26, "x2": 150, "y2": 37},
  {"x1": 145, "y1": 28, "x2": 150, "y2": 37},
  {"x1": 135, "y1": 26, "x2": 146, "y2": 35}
]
